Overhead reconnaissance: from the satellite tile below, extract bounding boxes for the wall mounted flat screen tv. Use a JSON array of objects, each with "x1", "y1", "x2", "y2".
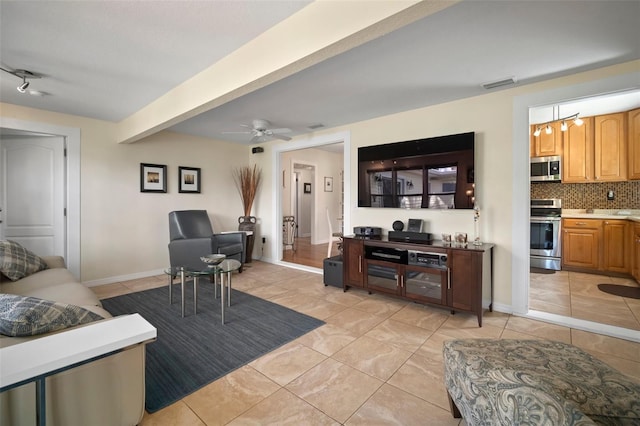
[{"x1": 358, "y1": 132, "x2": 475, "y2": 209}]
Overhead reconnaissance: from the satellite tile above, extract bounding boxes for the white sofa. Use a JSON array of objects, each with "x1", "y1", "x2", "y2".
[{"x1": 0, "y1": 256, "x2": 146, "y2": 426}]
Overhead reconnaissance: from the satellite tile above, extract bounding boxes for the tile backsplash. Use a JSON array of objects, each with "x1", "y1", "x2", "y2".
[{"x1": 530, "y1": 181, "x2": 640, "y2": 209}]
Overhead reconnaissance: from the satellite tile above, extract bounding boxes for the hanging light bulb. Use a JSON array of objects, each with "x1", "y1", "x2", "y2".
[
  {"x1": 545, "y1": 124, "x2": 552, "y2": 135},
  {"x1": 560, "y1": 121, "x2": 568, "y2": 131},
  {"x1": 574, "y1": 116, "x2": 583, "y2": 126},
  {"x1": 533, "y1": 127, "x2": 541, "y2": 137}
]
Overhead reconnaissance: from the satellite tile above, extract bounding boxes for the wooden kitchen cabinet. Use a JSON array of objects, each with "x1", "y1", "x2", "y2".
[
  {"x1": 530, "y1": 122, "x2": 563, "y2": 157},
  {"x1": 628, "y1": 108, "x2": 640, "y2": 180},
  {"x1": 594, "y1": 112, "x2": 627, "y2": 182},
  {"x1": 602, "y1": 220, "x2": 629, "y2": 273},
  {"x1": 633, "y1": 223, "x2": 640, "y2": 282},
  {"x1": 562, "y1": 219, "x2": 600, "y2": 270},
  {"x1": 342, "y1": 237, "x2": 364, "y2": 287},
  {"x1": 563, "y1": 116, "x2": 594, "y2": 183}
]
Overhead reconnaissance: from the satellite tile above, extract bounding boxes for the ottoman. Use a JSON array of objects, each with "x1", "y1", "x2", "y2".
[{"x1": 443, "y1": 339, "x2": 640, "y2": 425}]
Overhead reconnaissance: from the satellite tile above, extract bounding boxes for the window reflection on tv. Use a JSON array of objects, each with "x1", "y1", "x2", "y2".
[{"x1": 358, "y1": 132, "x2": 475, "y2": 209}]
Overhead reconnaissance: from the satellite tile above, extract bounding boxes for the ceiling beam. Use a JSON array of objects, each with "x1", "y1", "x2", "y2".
[{"x1": 115, "y1": 0, "x2": 458, "y2": 144}]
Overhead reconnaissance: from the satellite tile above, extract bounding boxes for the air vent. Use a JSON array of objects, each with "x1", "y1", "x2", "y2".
[
  {"x1": 308, "y1": 123, "x2": 325, "y2": 130},
  {"x1": 482, "y1": 77, "x2": 516, "y2": 90}
]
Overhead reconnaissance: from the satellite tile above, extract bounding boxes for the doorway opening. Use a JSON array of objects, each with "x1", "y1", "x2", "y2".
[{"x1": 272, "y1": 131, "x2": 350, "y2": 271}]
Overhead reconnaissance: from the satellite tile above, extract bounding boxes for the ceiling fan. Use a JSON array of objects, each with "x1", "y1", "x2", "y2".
[{"x1": 223, "y1": 119, "x2": 292, "y2": 142}]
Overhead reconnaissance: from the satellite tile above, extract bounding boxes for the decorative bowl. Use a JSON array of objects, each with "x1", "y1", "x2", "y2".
[{"x1": 200, "y1": 254, "x2": 226, "y2": 266}]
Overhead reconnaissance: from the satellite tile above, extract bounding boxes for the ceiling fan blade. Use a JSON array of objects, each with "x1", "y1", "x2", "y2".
[
  {"x1": 221, "y1": 131, "x2": 252, "y2": 134},
  {"x1": 250, "y1": 134, "x2": 261, "y2": 143},
  {"x1": 269, "y1": 128, "x2": 291, "y2": 134},
  {"x1": 271, "y1": 133, "x2": 292, "y2": 141}
]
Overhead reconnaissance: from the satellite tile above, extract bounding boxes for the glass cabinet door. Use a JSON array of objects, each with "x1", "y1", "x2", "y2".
[
  {"x1": 404, "y1": 266, "x2": 446, "y2": 304},
  {"x1": 366, "y1": 262, "x2": 399, "y2": 294}
]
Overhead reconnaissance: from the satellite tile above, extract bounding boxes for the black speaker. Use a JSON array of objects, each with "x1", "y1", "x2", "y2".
[
  {"x1": 392, "y1": 220, "x2": 404, "y2": 231},
  {"x1": 252, "y1": 147, "x2": 264, "y2": 154}
]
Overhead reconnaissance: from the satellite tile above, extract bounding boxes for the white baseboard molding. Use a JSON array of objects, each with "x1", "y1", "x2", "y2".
[
  {"x1": 83, "y1": 268, "x2": 166, "y2": 288},
  {"x1": 488, "y1": 302, "x2": 513, "y2": 315},
  {"x1": 521, "y1": 310, "x2": 640, "y2": 343}
]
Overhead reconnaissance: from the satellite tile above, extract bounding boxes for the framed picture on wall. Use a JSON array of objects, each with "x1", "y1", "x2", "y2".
[
  {"x1": 304, "y1": 183, "x2": 311, "y2": 194},
  {"x1": 324, "y1": 176, "x2": 333, "y2": 192},
  {"x1": 140, "y1": 163, "x2": 167, "y2": 193},
  {"x1": 179, "y1": 166, "x2": 201, "y2": 193}
]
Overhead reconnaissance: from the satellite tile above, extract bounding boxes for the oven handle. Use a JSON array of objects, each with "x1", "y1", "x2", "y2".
[{"x1": 530, "y1": 218, "x2": 561, "y2": 224}]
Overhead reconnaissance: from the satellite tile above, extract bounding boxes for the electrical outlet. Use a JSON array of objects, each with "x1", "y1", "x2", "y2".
[
  {"x1": 262, "y1": 236, "x2": 266, "y2": 244},
  {"x1": 607, "y1": 190, "x2": 615, "y2": 201}
]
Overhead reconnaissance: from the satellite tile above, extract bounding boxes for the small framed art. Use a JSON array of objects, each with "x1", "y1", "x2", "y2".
[
  {"x1": 324, "y1": 176, "x2": 333, "y2": 192},
  {"x1": 179, "y1": 166, "x2": 201, "y2": 193},
  {"x1": 304, "y1": 183, "x2": 311, "y2": 194},
  {"x1": 140, "y1": 163, "x2": 167, "y2": 193}
]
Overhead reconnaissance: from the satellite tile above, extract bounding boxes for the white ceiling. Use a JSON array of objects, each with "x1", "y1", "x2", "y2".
[{"x1": 1, "y1": 1, "x2": 639, "y2": 144}]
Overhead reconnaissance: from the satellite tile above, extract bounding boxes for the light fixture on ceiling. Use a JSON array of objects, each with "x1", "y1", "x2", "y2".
[
  {"x1": 533, "y1": 105, "x2": 583, "y2": 137},
  {"x1": 0, "y1": 66, "x2": 42, "y2": 94}
]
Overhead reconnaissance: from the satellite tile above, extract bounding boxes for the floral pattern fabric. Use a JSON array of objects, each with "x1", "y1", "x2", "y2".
[{"x1": 443, "y1": 339, "x2": 640, "y2": 425}]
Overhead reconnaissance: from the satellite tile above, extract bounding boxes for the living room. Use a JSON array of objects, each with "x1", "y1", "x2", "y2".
[{"x1": 1, "y1": 1, "x2": 640, "y2": 424}]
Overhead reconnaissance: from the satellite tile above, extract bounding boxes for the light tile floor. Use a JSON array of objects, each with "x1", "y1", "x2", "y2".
[
  {"x1": 530, "y1": 270, "x2": 640, "y2": 330},
  {"x1": 92, "y1": 262, "x2": 640, "y2": 425}
]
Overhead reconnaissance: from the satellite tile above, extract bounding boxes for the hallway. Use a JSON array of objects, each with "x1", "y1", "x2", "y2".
[{"x1": 281, "y1": 236, "x2": 340, "y2": 269}]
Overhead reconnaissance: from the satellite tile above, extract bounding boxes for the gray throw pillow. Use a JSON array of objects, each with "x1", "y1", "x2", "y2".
[
  {"x1": 0, "y1": 240, "x2": 48, "y2": 281},
  {"x1": 0, "y1": 294, "x2": 104, "y2": 337}
]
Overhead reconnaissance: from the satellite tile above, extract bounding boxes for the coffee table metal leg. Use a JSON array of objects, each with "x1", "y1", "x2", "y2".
[
  {"x1": 194, "y1": 276, "x2": 198, "y2": 314},
  {"x1": 227, "y1": 271, "x2": 232, "y2": 307},
  {"x1": 220, "y1": 272, "x2": 225, "y2": 324},
  {"x1": 180, "y1": 269, "x2": 185, "y2": 318}
]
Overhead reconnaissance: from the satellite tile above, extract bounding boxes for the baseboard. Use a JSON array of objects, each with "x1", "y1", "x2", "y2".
[{"x1": 83, "y1": 268, "x2": 166, "y2": 287}]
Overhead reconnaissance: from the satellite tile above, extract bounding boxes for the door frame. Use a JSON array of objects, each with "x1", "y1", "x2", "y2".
[
  {"x1": 0, "y1": 117, "x2": 81, "y2": 279},
  {"x1": 272, "y1": 131, "x2": 351, "y2": 269},
  {"x1": 512, "y1": 71, "x2": 640, "y2": 342}
]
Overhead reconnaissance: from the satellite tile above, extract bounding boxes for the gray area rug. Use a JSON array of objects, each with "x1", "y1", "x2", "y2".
[{"x1": 101, "y1": 281, "x2": 324, "y2": 413}]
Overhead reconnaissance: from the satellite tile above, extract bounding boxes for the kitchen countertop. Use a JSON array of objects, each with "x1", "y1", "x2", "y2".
[{"x1": 562, "y1": 209, "x2": 640, "y2": 222}]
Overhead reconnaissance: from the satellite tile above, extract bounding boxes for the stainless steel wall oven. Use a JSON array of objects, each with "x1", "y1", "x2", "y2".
[{"x1": 530, "y1": 199, "x2": 562, "y2": 270}]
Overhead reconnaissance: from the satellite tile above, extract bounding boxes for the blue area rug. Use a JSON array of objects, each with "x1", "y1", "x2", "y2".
[{"x1": 101, "y1": 281, "x2": 324, "y2": 413}]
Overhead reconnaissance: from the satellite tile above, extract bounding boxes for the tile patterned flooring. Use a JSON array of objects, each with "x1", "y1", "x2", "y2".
[
  {"x1": 92, "y1": 262, "x2": 640, "y2": 425},
  {"x1": 530, "y1": 270, "x2": 640, "y2": 330}
]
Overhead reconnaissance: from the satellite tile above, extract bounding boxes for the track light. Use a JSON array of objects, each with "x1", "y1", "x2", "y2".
[
  {"x1": 17, "y1": 77, "x2": 29, "y2": 93},
  {"x1": 533, "y1": 112, "x2": 582, "y2": 136},
  {"x1": 0, "y1": 66, "x2": 42, "y2": 95}
]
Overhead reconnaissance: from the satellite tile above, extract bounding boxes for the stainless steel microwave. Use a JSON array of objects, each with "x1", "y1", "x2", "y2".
[{"x1": 530, "y1": 156, "x2": 561, "y2": 182}]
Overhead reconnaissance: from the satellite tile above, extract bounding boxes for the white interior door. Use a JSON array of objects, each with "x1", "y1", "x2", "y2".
[{"x1": 1, "y1": 136, "x2": 65, "y2": 256}]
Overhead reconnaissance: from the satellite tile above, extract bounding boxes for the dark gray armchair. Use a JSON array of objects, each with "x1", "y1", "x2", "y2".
[{"x1": 168, "y1": 210, "x2": 246, "y2": 272}]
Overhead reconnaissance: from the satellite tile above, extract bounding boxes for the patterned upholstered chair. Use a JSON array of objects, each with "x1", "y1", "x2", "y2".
[
  {"x1": 168, "y1": 210, "x2": 246, "y2": 272},
  {"x1": 444, "y1": 339, "x2": 640, "y2": 425}
]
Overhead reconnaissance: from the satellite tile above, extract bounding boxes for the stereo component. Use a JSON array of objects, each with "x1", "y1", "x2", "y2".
[
  {"x1": 354, "y1": 226, "x2": 382, "y2": 236},
  {"x1": 388, "y1": 231, "x2": 433, "y2": 243},
  {"x1": 392, "y1": 220, "x2": 404, "y2": 231},
  {"x1": 408, "y1": 250, "x2": 448, "y2": 269}
]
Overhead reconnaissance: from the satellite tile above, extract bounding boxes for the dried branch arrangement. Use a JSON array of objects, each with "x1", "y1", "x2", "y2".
[{"x1": 233, "y1": 165, "x2": 262, "y2": 216}]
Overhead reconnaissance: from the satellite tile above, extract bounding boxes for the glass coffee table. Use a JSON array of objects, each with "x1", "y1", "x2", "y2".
[{"x1": 164, "y1": 259, "x2": 242, "y2": 323}]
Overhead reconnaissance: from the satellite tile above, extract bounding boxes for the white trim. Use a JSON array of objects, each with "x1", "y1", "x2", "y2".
[
  {"x1": 83, "y1": 268, "x2": 166, "y2": 287},
  {"x1": 511, "y1": 72, "x2": 640, "y2": 332},
  {"x1": 271, "y1": 131, "x2": 351, "y2": 265},
  {"x1": 524, "y1": 310, "x2": 640, "y2": 343},
  {"x1": 0, "y1": 118, "x2": 81, "y2": 280}
]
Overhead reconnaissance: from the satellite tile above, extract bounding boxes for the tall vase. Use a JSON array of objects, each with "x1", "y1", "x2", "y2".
[{"x1": 238, "y1": 216, "x2": 257, "y2": 263}]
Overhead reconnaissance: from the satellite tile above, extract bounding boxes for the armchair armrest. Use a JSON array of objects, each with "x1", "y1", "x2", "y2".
[
  {"x1": 168, "y1": 238, "x2": 213, "y2": 270},
  {"x1": 212, "y1": 232, "x2": 247, "y2": 264}
]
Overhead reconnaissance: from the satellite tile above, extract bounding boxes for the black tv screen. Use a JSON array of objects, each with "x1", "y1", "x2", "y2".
[{"x1": 358, "y1": 132, "x2": 475, "y2": 209}]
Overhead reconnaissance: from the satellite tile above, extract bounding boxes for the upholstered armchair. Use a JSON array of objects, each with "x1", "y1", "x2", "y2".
[{"x1": 168, "y1": 210, "x2": 246, "y2": 272}]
